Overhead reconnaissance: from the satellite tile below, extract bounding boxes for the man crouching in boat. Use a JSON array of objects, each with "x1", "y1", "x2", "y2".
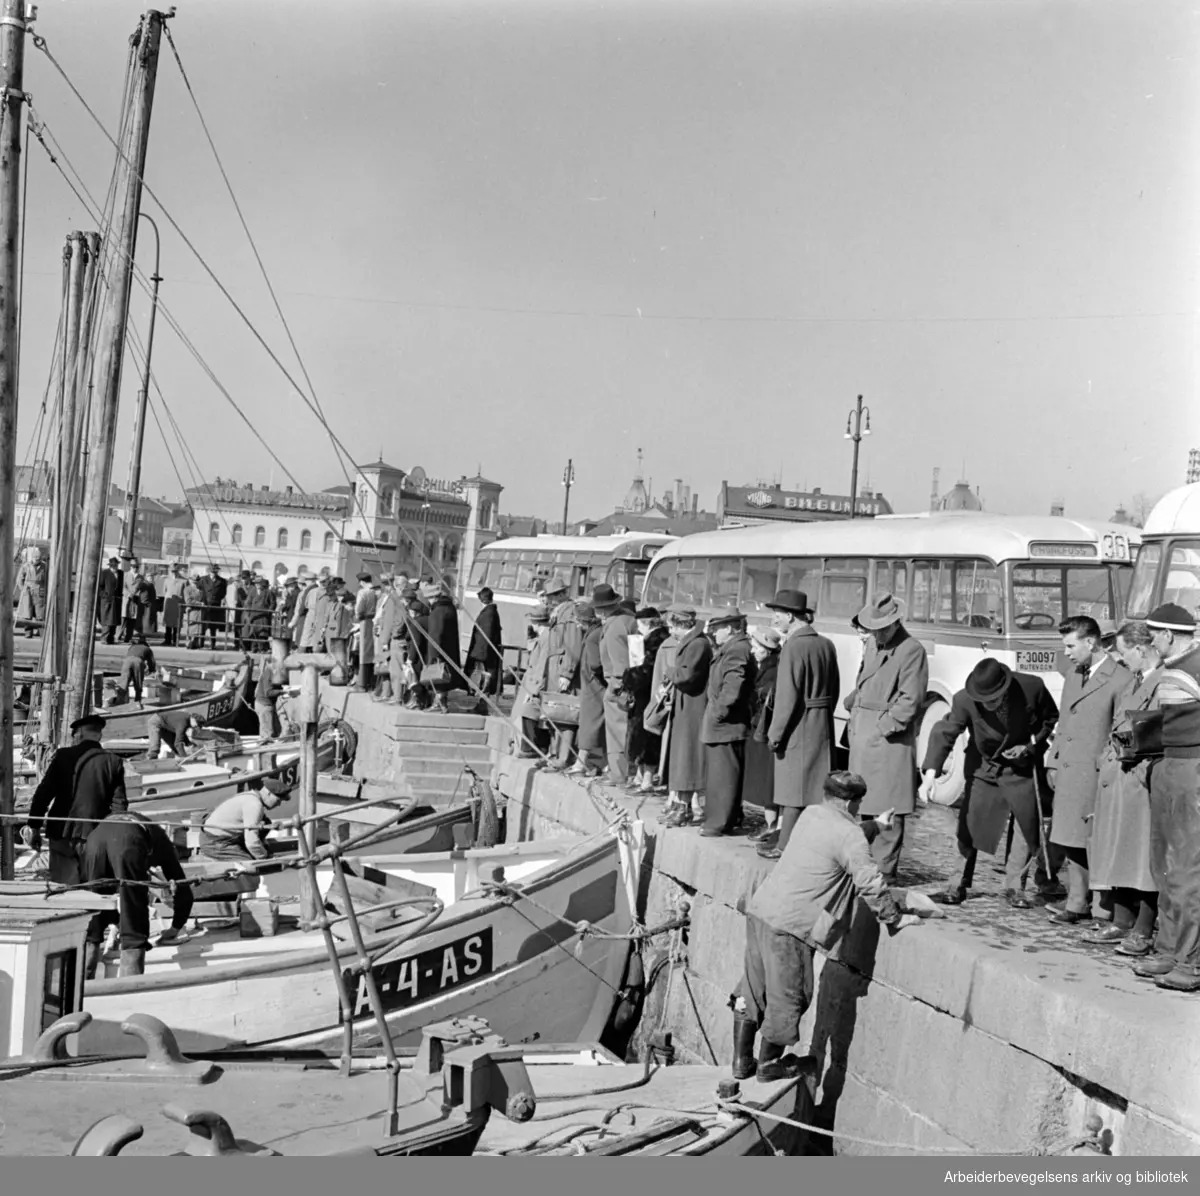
[
  {"x1": 731, "y1": 771, "x2": 921, "y2": 1081},
  {"x1": 198, "y1": 784, "x2": 288, "y2": 862},
  {"x1": 81, "y1": 809, "x2": 195, "y2": 979}
]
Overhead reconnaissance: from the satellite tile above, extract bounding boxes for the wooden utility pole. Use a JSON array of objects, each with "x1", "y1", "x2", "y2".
[
  {"x1": 561, "y1": 459, "x2": 574, "y2": 535},
  {"x1": 63, "y1": 10, "x2": 167, "y2": 732},
  {"x1": 0, "y1": 0, "x2": 29, "y2": 879}
]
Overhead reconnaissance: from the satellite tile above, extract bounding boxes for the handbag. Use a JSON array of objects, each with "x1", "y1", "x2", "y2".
[
  {"x1": 542, "y1": 692, "x2": 581, "y2": 726},
  {"x1": 420, "y1": 661, "x2": 449, "y2": 686}
]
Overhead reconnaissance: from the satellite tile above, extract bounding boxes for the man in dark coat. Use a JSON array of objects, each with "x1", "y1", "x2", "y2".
[
  {"x1": 664, "y1": 608, "x2": 712, "y2": 827},
  {"x1": 423, "y1": 586, "x2": 463, "y2": 714},
  {"x1": 595, "y1": 584, "x2": 637, "y2": 782},
  {"x1": 82, "y1": 809, "x2": 194, "y2": 979},
  {"x1": 396, "y1": 586, "x2": 432, "y2": 709},
  {"x1": 467, "y1": 587, "x2": 504, "y2": 714},
  {"x1": 1044, "y1": 615, "x2": 1133, "y2": 923},
  {"x1": 119, "y1": 634, "x2": 157, "y2": 704},
  {"x1": 26, "y1": 714, "x2": 129, "y2": 885},
  {"x1": 700, "y1": 613, "x2": 755, "y2": 836},
  {"x1": 145, "y1": 709, "x2": 203, "y2": 760},
  {"x1": 762, "y1": 589, "x2": 841, "y2": 861},
  {"x1": 922, "y1": 659, "x2": 1059, "y2": 908},
  {"x1": 571, "y1": 604, "x2": 607, "y2": 776},
  {"x1": 200, "y1": 565, "x2": 229, "y2": 650},
  {"x1": 96, "y1": 557, "x2": 123, "y2": 644}
]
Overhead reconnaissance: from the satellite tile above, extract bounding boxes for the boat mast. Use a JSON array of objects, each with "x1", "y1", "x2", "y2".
[
  {"x1": 0, "y1": 0, "x2": 29, "y2": 880},
  {"x1": 62, "y1": 8, "x2": 167, "y2": 732}
]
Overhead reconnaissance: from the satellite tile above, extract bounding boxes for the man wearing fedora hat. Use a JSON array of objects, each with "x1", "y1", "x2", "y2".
[
  {"x1": 922, "y1": 659, "x2": 1059, "y2": 908},
  {"x1": 665, "y1": 607, "x2": 713, "y2": 826},
  {"x1": 761, "y1": 589, "x2": 840, "y2": 860},
  {"x1": 25, "y1": 713, "x2": 129, "y2": 886},
  {"x1": 594, "y1": 584, "x2": 637, "y2": 782},
  {"x1": 351, "y1": 571, "x2": 379, "y2": 692},
  {"x1": 699, "y1": 611, "x2": 755, "y2": 836},
  {"x1": 844, "y1": 593, "x2": 929, "y2": 884},
  {"x1": 544, "y1": 578, "x2": 584, "y2": 770}
]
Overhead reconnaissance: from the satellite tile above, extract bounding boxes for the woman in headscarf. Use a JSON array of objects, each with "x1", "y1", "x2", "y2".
[
  {"x1": 570, "y1": 604, "x2": 606, "y2": 777},
  {"x1": 1086, "y1": 621, "x2": 1164, "y2": 957},
  {"x1": 512, "y1": 607, "x2": 552, "y2": 758},
  {"x1": 744, "y1": 624, "x2": 782, "y2": 847},
  {"x1": 622, "y1": 607, "x2": 670, "y2": 794}
]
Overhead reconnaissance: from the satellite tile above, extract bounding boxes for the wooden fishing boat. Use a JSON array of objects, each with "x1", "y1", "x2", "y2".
[
  {"x1": 69, "y1": 823, "x2": 645, "y2": 1057},
  {"x1": 98, "y1": 671, "x2": 257, "y2": 741}
]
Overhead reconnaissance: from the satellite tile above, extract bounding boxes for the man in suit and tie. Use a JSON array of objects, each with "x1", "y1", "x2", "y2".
[{"x1": 1044, "y1": 615, "x2": 1134, "y2": 924}]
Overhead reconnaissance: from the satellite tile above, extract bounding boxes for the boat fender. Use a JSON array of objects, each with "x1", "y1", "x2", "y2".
[
  {"x1": 334, "y1": 720, "x2": 358, "y2": 773},
  {"x1": 610, "y1": 949, "x2": 647, "y2": 1036}
]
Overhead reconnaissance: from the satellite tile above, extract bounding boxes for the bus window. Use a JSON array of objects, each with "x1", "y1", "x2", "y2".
[
  {"x1": 740, "y1": 558, "x2": 780, "y2": 611},
  {"x1": 969, "y1": 562, "x2": 1003, "y2": 631},
  {"x1": 1066, "y1": 566, "x2": 1113, "y2": 623},
  {"x1": 910, "y1": 560, "x2": 938, "y2": 623},
  {"x1": 468, "y1": 557, "x2": 490, "y2": 588},
  {"x1": 872, "y1": 560, "x2": 908, "y2": 604},
  {"x1": 515, "y1": 557, "x2": 540, "y2": 593},
  {"x1": 820, "y1": 574, "x2": 868, "y2": 619},
  {"x1": 496, "y1": 553, "x2": 519, "y2": 589},
  {"x1": 1125, "y1": 544, "x2": 1160, "y2": 619},
  {"x1": 1163, "y1": 542, "x2": 1200, "y2": 615},
  {"x1": 706, "y1": 558, "x2": 742, "y2": 609},
  {"x1": 1113, "y1": 564, "x2": 1132, "y2": 614},
  {"x1": 1012, "y1": 564, "x2": 1115, "y2": 629},
  {"x1": 645, "y1": 558, "x2": 677, "y2": 607},
  {"x1": 779, "y1": 557, "x2": 820, "y2": 596},
  {"x1": 675, "y1": 561, "x2": 707, "y2": 607}
]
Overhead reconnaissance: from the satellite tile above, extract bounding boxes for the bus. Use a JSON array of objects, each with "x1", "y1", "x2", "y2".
[
  {"x1": 1125, "y1": 483, "x2": 1200, "y2": 620},
  {"x1": 460, "y1": 533, "x2": 678, "y2": 669},
  {"x1": 641, "y1": 512, "x2": 1139, "y2": 805}
]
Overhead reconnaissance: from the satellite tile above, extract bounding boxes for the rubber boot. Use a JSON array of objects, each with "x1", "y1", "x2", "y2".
[
  {"x1": 83, "y1": 940, "x2": 103, "y2": 980},
  {"x1": 732, "y1": 1013, "x2": 758, "y2": 1080},
  {"x1": 118, "y1": 948, "x2": 146, "y2": 978},
  {"x1": 756, "y1": 1038, "x2": 804, "y2": 1083}
]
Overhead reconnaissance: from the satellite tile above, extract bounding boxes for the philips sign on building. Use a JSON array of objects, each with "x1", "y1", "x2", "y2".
[{"x1": 719, "y1": 482, "x2": 893, "y2": 528}]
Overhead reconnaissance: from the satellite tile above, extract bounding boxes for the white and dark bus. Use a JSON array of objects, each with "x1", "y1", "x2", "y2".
[
  {"x1": 460, "y1": 533, "x2": 677, "y2": 667},
  {"x1": 641, "y1": 512, "x2": 1139, "y2": 805},
  {"x1": 1125, "y1": 483, "x2": 1200, "y2": 620}
]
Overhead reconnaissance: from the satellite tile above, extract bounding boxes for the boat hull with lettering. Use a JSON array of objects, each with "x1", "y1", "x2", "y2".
[{"x1": 76, "y1": 829, "x2": 642, "y2": 1057}]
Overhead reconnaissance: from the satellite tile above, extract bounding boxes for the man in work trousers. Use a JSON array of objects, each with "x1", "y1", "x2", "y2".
[
  {"x1": 1137, "y1": 603, "x2": 1200, "y2": 989},
  {"x1": 466, "y1": 586, "x2": 503, "y2": 714},
  {"x1": 595, "y1": 584, "x2": 637, "y2": 783},
  {"x1": 762, "y1": 589, "x2": 840, "y2": 861},
  {"x1": 145, "y1": 710, "x2": 203, "y2": 760},
  {"x1": 82, "y1": 809, "x2": 194, "y2": 979},
  {"x1": 544, "y1": 579, "x2": 584, "y2": 769},
  {"x1": 922, "y1": 659, "x2": 1059, "y2": 909},
  {"x1": 700, "y1": 612, "x2": 755, "y2": 836},
  {"x1": 844, "y1": 594, "x2": 929, "y2": 884},
  {"x1": 1044, "y1": 615, "x2": 1133, "y2": 925},
  {"x1": 25, "y1": 713, "x2": 129, "y2": 886},
  {"x1": 732, "y1": 771, "x2": 920, "y2": 1082}
]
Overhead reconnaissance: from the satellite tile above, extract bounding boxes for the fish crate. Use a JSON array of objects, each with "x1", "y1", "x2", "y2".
[
  {"x1": 239, "y1": 895, "x2": 280, "y2": 938},
  {"x1": 143, "y1": 680, "x2": 180, "y2": 707}
]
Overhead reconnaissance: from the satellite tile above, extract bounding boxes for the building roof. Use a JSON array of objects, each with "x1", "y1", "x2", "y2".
[
  {"x1": 15, "y1": 461, "x2": 51, "y2": 498},
  {"x1": 583, "y1": 510, "x2": 720, "y2": 538},
  {"x1": 108, "y1": 484, "x2": 173, "y2": 515},
  {"x1": 461, "y1": 473, "x2": 503, "y2": 489},
  {"x1": 357, "y1": 459, "x2": 406, "y2": 475},
  {"x1": 938, "y1": 481, "x2": 983, "y2": 513},
  {"x1": 186, "y1": 481, "x2": 349, "y2": 513},
  {"x1": 498, "y1": 514, "x2": 547, "y2": 538}
]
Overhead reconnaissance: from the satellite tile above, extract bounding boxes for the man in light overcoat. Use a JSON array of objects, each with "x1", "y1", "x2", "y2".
[
  {"x1": 844, "y1": 593, "x2": 929, "y2": 884},
  {"x1": 1044, "y1": 615, "x2": 1134, "y2": 923}
]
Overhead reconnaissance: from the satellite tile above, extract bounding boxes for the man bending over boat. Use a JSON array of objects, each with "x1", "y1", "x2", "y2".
[
  {"x1": 198, "y1": 784, "x2": 288, "y2": 862},
  {"x1": 731, "y1": 771, "x2": 921, "y2": 1082},
  {"x1": 144, "y1": 709, "x2": 203, "y2": 760},
  {"x1": 25, "y1": 713, "x2": 128, "y2": 886},
  {"x1": 81, "y1": 809, "x2": 194, "y2": 979}
]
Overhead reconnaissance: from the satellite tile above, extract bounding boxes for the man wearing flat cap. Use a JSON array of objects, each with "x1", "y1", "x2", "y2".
[
  {"x1": 594, "y1": 584, "x2": 638, "y2": 782},
  {"x1": 761, "y1": 590, "x2": 840, "y2": 860},
  {"x1": 844, "y1": 593, "x2": 928, "y2": 884},
  {"x1": 699, "y1": 611, "x2": 755, "y2": 836},
  {"x1": 731, "y1": 770, "x2": 920, "y2": 1083},
  {"x1": 544, "y1": 577, "x2": 584, "y2": 770},
  {"x1": 25, "y1": 713, "x2": 128, "y2": 886},
  {"x1": 922, "y1": 659, "x2": 1059, "y2": 908}
]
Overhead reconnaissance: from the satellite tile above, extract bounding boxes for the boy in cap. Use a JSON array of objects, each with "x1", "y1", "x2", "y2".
[{"x1": 731, "y1": 771, "x2": 919, "y2": 1082}]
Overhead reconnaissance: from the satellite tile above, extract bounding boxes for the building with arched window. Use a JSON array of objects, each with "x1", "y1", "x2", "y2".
[
  {"x1": 277, "y1": 528, "x2": 288, "y2": 549},
  {"x1": 231, "y1": 524, "x2": 243, "y2": 544},
  {"x1": 301, "y1": 529, "x2": 312, "y2": 551}
]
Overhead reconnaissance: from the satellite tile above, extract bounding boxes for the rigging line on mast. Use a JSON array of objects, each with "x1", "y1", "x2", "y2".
[
  {"x1": 162, "y1": 25, "x2": 330, "y2": 428},
  {"x1": 15, "y1": 108, "x2": 29, "y2": 398},
  {"x1": 30, "y1": 33, "x2": 379, "y2": 543}
]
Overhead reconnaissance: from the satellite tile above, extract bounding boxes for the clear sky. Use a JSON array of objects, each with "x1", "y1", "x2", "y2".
[{"x1": 13, "y1": 0, "x2": 1199, "y2": 524}]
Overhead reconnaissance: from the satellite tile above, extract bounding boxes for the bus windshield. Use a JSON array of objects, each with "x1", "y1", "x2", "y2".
[
  {"x1": 1010, "y1": 564, "x2": 1115, "y2": 630},
  {"x1": 1127, "y1": 539, "x2": 1200, "y2": 620}
]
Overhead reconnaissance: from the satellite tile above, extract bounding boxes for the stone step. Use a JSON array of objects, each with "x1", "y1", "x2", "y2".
[
  {"x1": 385, "y1": 724, "x2": 489, "y2": 745},
  {"x1": 384, "y1": 710, "x2": 487, "y2": 730},
  {"x1": 401, "y1": 757, "x2": 478, "y2": 779},
  {"x1": 391, "y1": 741, "x2": 492, "y2": 763}
]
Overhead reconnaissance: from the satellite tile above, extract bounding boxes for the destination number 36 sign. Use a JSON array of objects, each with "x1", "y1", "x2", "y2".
[{"x1": 340, "y1": 929, "x2": 494, "y2": 1022}]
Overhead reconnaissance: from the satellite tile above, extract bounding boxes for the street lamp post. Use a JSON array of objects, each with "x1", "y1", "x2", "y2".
[
  {"x1": 122, "y1": 212, "x2": 163, "y2": 564},
  {"x1": 844, "y1": 395, "x2": 872, "y2": 519},
  {"x1": 562, "y1": 459, "x2": 575, "y2": 534},
  {"x1": 420, "y1": 499, "x2": 432, "y2": 582}
]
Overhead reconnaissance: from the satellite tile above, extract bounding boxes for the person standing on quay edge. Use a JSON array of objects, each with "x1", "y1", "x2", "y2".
[
  {"x1": 663, "y1": 608, "x2": 712, "y2": 827},
  {"x1": 761, "y1": 589, "x2": 840, "y2": 862},
  {"x1": 594, "y1": 584, "x2": 637, "y2": 783},
  {"x1": 844, "y1": 593, "x2": 928, "y2": 884},
  {"x1": 1044, "y1": 615, "x2": 1133, "y2": 925},
  {"x1": 699, "y1": 612, "x2": 755, "y2": 837},
  {"x1": 466, "y1": 586, "x2": 503, "y2": 715}
]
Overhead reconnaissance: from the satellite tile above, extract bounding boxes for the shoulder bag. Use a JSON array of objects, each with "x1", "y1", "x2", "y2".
[{"x1": 542, "y1": 692, "x2": 581, "y2": 726}]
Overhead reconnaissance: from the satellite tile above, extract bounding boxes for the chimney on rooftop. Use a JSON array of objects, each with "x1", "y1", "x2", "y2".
[
  {"x1": 812, "y1": 487, "x2": 822, "y2": 496},
  {"x1": 691, "y1": 493, "x2": 698, "y2": 517}
]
